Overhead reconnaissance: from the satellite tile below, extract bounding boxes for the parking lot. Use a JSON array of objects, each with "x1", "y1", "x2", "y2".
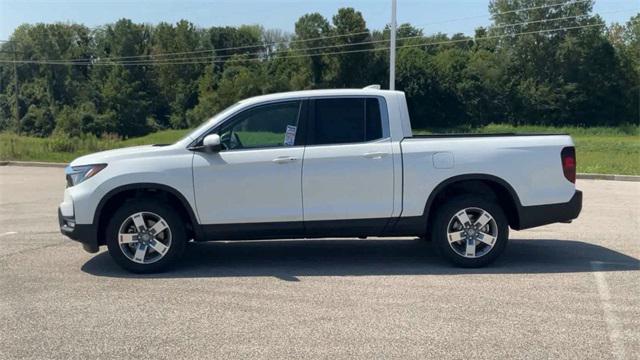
[{"x1": 0, "y1": 165, "x2": 638, "y2": 359}]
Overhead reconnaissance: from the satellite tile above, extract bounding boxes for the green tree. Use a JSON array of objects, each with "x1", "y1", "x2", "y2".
[
  {"x1": 396, "y1": 47, "x2": 461, "y2": 128},
  {"x1": 55, "y1": 102, "x2": 102, "y2": 137},
  {"x1": 93, "y1": 19, "x2": 155, "y2": 136},
  {"x1": 187, "y1": 58, "x2": 274, "y2": 127},
  {"x1": 293, "y1": 13, "x2": 331, "y2": 87},
  {"x1": 331, "y1": 8, "x2": 373, "y2": 87},
  {"x1": 152, "y1": 20, "x2": 203, "y2": 128},
  {"x1": 0, "y1": 8, "x2": 638, "y2": 138},
  {"x1": 100, "y1": 66, "x2": 152, "y2": 136},
  {"x1": 20, "y1": 104, "x2": 55, "y2": 136},
  {"x1": 457, "y1": 48, "x2": 510, "y2": 125}
]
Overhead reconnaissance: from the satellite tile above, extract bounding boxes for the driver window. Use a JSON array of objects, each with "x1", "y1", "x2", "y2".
[{"x1": 218, "y1": 101, "x2": 301, "y2": 150}]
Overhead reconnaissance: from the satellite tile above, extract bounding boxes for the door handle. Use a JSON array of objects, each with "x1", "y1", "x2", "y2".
[
  {"x1": 272, "y1": 156, "x2": 298, "y2": 164},
  {"x1": 362, "y1": 152, "x2": 388, "y2": 159}
]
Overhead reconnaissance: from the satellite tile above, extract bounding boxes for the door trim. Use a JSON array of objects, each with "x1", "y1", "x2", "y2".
[{"x1": 199, "y1": 217, "x2": 406, "y2": 241}]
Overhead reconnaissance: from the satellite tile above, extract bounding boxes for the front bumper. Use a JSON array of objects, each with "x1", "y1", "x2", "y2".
[
  {"x1": 515, "y1": 190, "x2": 583, "y2": 230},
  {"x1": 58, "y1": 208, "x2": 99, "y2": 253}
]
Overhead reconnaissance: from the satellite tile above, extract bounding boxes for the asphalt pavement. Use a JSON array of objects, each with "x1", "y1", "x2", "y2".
[{"x1": 0, "y1": 166, "x2": 638, "y2": 359}]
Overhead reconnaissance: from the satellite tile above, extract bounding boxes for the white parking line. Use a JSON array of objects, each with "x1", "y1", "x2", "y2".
[
  {"x1": 591, "y1": 261, "x2": 625, "y2": 360},
  {"x1": 0, "y1": 232, "x2": 17, "y2": 237}
]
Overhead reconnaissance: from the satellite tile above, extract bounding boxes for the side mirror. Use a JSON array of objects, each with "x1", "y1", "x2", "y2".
[{"x1": 202, "y1": 134, "x2": 222, "y2": 151}]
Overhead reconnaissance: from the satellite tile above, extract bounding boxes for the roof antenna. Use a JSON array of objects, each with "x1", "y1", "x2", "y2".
[{"x1": 363, "y1": 84, "x2": 381, "y2": 90}]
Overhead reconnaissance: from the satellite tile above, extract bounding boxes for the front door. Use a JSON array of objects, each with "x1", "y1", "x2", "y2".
[{"x1": 192, "y1": 100, "x2": 305, "y2": 237}]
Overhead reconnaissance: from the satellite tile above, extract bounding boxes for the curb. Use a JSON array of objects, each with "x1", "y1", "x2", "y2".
[
  {"x1": 577, "y1": 173, "x2": 640, "y2": 182},
  {"x1": 1, "y1": 161, "x2": 639, "y2": 182},
  {"x1": 0, "y1": 160, "x2": 67, "y2": 168}
]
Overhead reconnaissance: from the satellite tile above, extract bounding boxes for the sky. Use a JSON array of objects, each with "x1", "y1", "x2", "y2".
[{"x1": 0, "y1": 0, "x2": 638, "y2": 40}]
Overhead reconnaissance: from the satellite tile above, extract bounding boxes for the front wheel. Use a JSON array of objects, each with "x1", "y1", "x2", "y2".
[
  {"x1": 432, "y1": 196, "x2": 508, "y2": 267},
  {"x1": 106, "y1": 199, "x2": 187, "y2": 273}
]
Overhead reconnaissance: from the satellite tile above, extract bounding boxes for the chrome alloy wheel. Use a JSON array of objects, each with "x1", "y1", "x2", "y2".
[
  {"x1": 446, "y1": 207, "x2": 498, "y2": 259},
  {"x1": 118, "y1": 212, "x2": 172, "y2": 264}
]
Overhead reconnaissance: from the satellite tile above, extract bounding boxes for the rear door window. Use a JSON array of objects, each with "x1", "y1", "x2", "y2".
[{"x1": 311, "y1": 98, "x2": 383, "y2": 145}]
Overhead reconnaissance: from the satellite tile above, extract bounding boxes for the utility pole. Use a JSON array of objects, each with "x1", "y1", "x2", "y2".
[{"x1": 390, "y1": 0, "x2": 397, "y2": 90}]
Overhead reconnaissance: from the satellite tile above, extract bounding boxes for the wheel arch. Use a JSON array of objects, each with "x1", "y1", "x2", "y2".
[
  {"x1": 94, "y1": 183, "x2": 200, "y2": 246},
  {"x1": 424, "y1": 174, "x2": 524, "y2": 230}
]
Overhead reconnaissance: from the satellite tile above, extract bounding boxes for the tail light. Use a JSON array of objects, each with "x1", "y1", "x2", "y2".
[{"x1": 561, "y1": 147, "x2": 576, "y2": 184}]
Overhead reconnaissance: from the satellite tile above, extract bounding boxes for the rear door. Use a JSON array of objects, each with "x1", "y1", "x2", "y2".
[{"x1": 302, "y1": 97, "x2": 395, "y2": 235}]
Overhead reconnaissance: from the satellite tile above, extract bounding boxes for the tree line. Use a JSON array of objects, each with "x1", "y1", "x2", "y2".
[{"x1": 0, "y1": 0, "x2": 638, "y2": 138}]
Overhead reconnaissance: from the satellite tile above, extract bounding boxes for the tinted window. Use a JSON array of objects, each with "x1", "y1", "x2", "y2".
[
  {"x1": 218, "y1": 101, "x2": 301, "y2": 150},
  {"x1": 313, "y1": 98, "x2": 383, "y2": 145},
  {"x1": 366, "y1": 98, "x2": 382, "y2": 141}
]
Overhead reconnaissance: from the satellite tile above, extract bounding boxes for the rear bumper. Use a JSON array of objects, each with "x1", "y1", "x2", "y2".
[
  {"x1": 515, "y1": 190, "x2": 582, "y2": 230},
  {"x1": 58, "y1": 208, "x2": 99, "y2": 253}
]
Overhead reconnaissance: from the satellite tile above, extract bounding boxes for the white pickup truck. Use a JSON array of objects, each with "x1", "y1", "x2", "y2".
[{"x1": 59, "y1": 88, "x2": 582, "y2": 272}]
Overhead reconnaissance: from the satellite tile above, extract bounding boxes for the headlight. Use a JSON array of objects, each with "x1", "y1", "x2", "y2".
[{"x1": 65, "y1": 164, "x2": 107, "y2": 187}]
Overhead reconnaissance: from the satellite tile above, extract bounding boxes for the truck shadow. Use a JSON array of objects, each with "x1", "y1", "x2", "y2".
[{"x1": 81, "y1": 238, "x2": 640, "y2": 280}]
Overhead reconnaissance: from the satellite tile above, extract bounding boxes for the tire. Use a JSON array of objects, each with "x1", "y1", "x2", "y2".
[
  {"x1": 431, "y1": 195, "x2": 508, "y2": 268},
  {"x1": 106, "y1": 199, "x2": 187, "y2": 273}
]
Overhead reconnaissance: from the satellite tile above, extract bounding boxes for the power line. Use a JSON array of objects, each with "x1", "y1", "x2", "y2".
[
  {"x1": 2, "y1": 22, "x2": 609, "y2": 66},
  {"x1": 25, "y1": 0, "x2": 600, "y2": 63},
  {"x1": 488, "y1": 9, "x2": 632, "y2": 30},
  {"x1": 7, "y1": 7, "x2": 629, "y2": 67},
  {"x1": 0, "y1": 22, "x2": 607, "y2": 66},
  {"x1": 98, "y1": 14, "x2": 610, "y2": 66},
  {"x1": 62, "y1": 28, "x2": 371, "y2": 62},
  {"x1": 89, "y1": 8, "x2": 640, "y2": 66},
  {"x1": 153, "y1": 22, "x2": 609, "y2": 66},
  {"x1": 92, "y1": 28, "x2": 374, "y2": 61},
  {"x1": 413, "y1": 0, "x2": 592, "y2": 30},
  {"x1": 125, "y1": 9, "x2": 636, "y2": 65},
  {"x1": 112, "y1": 8, "x2": 632, "y2": 66},
  {"x1": 429, "y1": 0, "x2": 593, "y2": 27},
  {"x1": 492, "y1": 0, "x2": 593, "y2": 17},
  {"x1": 410, "y1": 22, "x2": 607, "y2": 47},
  {"x1": 125, "y1": 22, "x2": 612, "y2": 65},
  {"x1": 96, "y1": 37, "x2": 388, "y2": 65}
]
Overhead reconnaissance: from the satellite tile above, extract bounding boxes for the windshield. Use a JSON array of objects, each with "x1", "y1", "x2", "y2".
[{"x1": 177, "y1": 101, "x2": 245, "y2": 143}]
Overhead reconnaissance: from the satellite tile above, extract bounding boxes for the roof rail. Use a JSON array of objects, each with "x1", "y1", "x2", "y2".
[{"x1": 362, "y1": 84, "x2": 381, "y2": 90}]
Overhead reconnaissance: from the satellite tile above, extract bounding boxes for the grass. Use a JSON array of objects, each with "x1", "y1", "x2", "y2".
[
  {"x1": 571, "y1": 136, "x2": 639, "y2": 175},
  {"x1": 481, "y1": 125, "x2": 640, "y2": 175},
  {"x1": 0, "y1": 130, "x2": 190, "y2": 163},
  {"x1": 1, "y1": 124, "x2": 638, "y2": 175}
]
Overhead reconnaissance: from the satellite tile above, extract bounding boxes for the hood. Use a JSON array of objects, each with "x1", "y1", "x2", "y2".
[{"x1": 69, "y1": 145, "x2": 167, "y2": 167}]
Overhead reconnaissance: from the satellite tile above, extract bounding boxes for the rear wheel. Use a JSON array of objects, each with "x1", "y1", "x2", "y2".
[
  {"x1": 432, "y1": 196, "x2": 508, "y2": 267},
  {"x1": 106, "y1": 199, "x2": 187, "y2": 273}
]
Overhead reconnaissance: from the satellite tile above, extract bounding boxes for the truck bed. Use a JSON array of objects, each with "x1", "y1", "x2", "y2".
[{"x1": 399, "y1": 133, "x2": 576, "y2": 217}]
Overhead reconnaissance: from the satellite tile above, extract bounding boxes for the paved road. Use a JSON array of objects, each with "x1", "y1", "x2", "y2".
[{"x1": 0, "y1": 166, "x2": 638, "y2": 359}]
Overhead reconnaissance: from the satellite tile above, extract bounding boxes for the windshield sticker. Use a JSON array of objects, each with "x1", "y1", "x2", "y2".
[{"x1": 284, "y1": 125, "x2": 297, "y2": 146}]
